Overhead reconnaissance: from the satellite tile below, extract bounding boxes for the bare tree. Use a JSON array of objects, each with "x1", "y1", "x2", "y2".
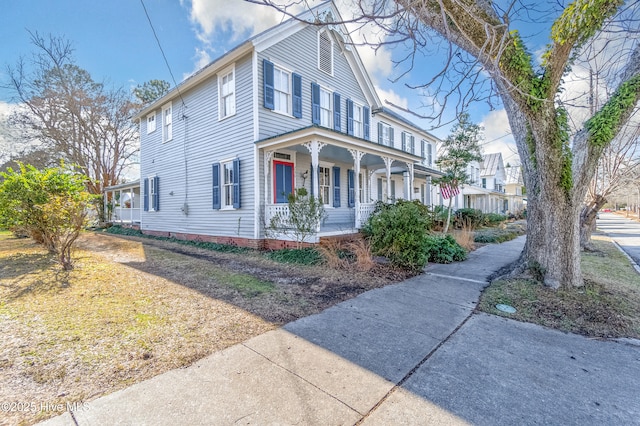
[
  {"x1": 580, "y1": 112, "x2": 640, "y2": 249},
  {"x1": 252, "y1": 0, "x2": 640, "y2": 288},
  {"x1": 3, "y1": 32, "x2": 139, "y2": 221}
]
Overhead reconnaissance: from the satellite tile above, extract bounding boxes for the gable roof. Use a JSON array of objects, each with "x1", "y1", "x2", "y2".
[
  {"x1": 505, "y1": 165, "x2": 523, "y2": 185},
  {"x1": 135, "y1": 1, "x2": 381, "y2": 120},
  {"x1": 480, "y1": 153, "x2": 503, "y2": 177}
]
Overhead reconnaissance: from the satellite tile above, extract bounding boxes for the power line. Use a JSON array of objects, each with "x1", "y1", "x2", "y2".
[{"x1": 140, "y1": 0, "x2": 186, "y2": 108}]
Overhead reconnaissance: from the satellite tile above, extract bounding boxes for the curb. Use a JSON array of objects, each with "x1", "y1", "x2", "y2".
[{"x1": 610, "y1": 240, "x2": 640, "y2": 275}]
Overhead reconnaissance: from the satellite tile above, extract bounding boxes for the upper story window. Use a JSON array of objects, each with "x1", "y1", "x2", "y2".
[
  {"x1": 147, "y1": 112, "x2": 156, "y2": 134},
  {"x1": 162, "y1": 103, "x2": 172, "y2": 143},
  {"x1": 353, "y1": 103, "x2": 363, "y2": 138},
  {"x1": 219, "y1": 65, "x2": 236, "y2": 120},
  {"x1": 318, "y1": 30, "x2": 333, "y2": 75},
  {"x1": 263, "y1": 60, "x2": 302, "y2": 118},
  {"x1": 402, "y1": 131, "x2": 415, "y2": 154},
  {"x1": 422, "y1": 140, "x2": 433, "y2": 166},
  {"x1": 319, "y1": 87, "x2": 332, "y2": 127},
  {"x1": 377, "y1": 122, "x2": 394, "y2": 147},
  {"x1": 273, "y1": 67, "x2": 290, "y2": 114}
]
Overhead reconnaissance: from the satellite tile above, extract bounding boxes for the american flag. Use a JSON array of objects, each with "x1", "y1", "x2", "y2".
[{"x1": 440, "y1": 181, "x2": 460, "y2": 200}]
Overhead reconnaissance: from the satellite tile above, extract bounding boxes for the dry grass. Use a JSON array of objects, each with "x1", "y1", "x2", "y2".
[
  {"x1": 479, "y1": 236, "x2": 640, "y2": 338},
  {"x1": 1, "y1": 230, "x2": 405, "y2": 425},
  {"x1": 318, "y1": 236, "x2": 375, "y2": 272},
  {"x1": 0, "y1": 233, "x2": 277, "y2": 425},
  {"x1": 452, "y1": 220, "x2": 475, "y2": 251}
]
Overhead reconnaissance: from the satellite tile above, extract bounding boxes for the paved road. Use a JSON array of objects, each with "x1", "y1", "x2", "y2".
[{"x1": 597, "y1": 212, "x2": 640, "y2": 266}]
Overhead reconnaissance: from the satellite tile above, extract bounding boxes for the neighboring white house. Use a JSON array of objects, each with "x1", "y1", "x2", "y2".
[
  {"x1": 116, "y1": 1, "x2": 445, "y2": 248},
  {"x1": 505, "y1": 164, "x2": 526, "y2": 214},
  {"x1": 462, "y1": 153, "x2": 509, "y2": 214}
]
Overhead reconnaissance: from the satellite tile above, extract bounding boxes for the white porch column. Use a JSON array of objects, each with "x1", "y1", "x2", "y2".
[
  {"x1": 348, "y1": 149, "x2": 365, "y2": 227},
  {"x1": 426, "y1": 176, "x2": 432, "y2": 205},
  {"x1": 303, "y1": 140, "x2": 326, "y2": 199},
  {"x1": 405, "y1": 162, "x2": 414, "y2": 201},
  {"x1": 382, "y1": 156, "x2": 393, "y2": 202},
  {"x1": 264, "y1": 150, "x2": 273, "y2": 205}
]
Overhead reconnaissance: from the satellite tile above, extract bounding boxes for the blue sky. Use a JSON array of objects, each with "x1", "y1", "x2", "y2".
[{"x1": 0, "y1": 0, "x2": 556, "y2": 165}]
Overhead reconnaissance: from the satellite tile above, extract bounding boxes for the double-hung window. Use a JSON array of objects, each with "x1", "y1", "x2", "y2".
[
  {"x1": 147, "y1": 112, "x2": 156, "y2": 134},
  {"x1": 318, "y1": 166, "x2": 331, "y2": 205},
  {"x1": 212, "y1": 159, "x2": 241, "y2": 209},
  {"x1": 162, "y1": 103, "x2": 172, "y2": 142},
  {"x1": 219, "y1": 66, "x2": 236, "y2": 119},
  {"x1": 378, "y1": 122, "x2": 393, "y2": 147},
  {"x1": 273, "y1": 67, "x2": 290, "y2": 114},
  {"x1": 319, "y1": 87, "x2": 331, "y2": 128},
  {"x1": 353, "y1": 104, "x2": 363, "y2": 138},
  {"x1": 401, "y1": 131, "x2": 415, "y2": 154}
]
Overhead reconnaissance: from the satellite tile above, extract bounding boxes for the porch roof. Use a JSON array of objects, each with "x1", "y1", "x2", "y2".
[
  {"x1": 104, "y1": 180, "x2": 140, "y2": 192},
  {"x1": 462, "y1": 185, "x2": 506, "y2": 196},
  {"x1": 255, "y1": 125, "x2": 422, "y2": 164}
]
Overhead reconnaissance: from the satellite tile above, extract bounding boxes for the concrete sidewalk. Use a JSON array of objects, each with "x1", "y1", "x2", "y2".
[{"x1": 40, "y1": 236, "x2": 640, "y2": 425}]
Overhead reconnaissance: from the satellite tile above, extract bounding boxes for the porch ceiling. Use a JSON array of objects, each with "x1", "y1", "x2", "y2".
[{"x1": 255, "y1": 125, "x2": 421, "y2": 166}]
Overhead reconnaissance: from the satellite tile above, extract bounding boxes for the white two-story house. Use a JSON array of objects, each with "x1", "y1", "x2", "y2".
[
  {"x1": 118, "y1": 2, "x2": 443, "y2": 248},
  {"x1": 462, "y1": 153, "x2": 508, "y2": 214}
]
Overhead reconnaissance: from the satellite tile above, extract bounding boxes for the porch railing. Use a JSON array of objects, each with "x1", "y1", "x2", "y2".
[
  {"x1": 265, "y1": 204, "x2": 290, "y2": 227},
  {"x1": 357, "y1": 203, "x2": 376, "y2": 227}
]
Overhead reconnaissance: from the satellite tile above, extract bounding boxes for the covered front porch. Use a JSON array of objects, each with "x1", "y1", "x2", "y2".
[
  {"x1": 257, "y1": 126, "x2": 433, "y2": 241},
  {"x1": 104, "y1": 180, "x2": 141, "y2": 224},
  {"x1": 462, "y1": 186, "x2": 508, "y2": 214}
]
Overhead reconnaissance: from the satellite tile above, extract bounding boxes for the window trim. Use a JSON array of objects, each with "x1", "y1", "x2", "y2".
[
  {"x1": 162, "y1": 103, "x2": 172, "y2": 143},
  {"x1": 218, "y1": 64, "x2": 236, "y2": 121},
  {"x1": 273, "y1": 65, "x2": 292, "y2": 116},
  {"x1": 319, "y1": 86, "x2": 332, "y2": 128},
  {"x1": 147, "y1": 112, "x2": 156, "y2": 134},
  {"x1": 378, "y1": 122, "x2": 393, "y2": 147},
  {"x1": 317, "y1": 29, "x2": 334, "y2": 76},
  {"x1": 148, "y1": 175, "x2": 159, "y2": 211},
  {"x1": 220, "y1": 157, "x2": 238, "y2": 209}
]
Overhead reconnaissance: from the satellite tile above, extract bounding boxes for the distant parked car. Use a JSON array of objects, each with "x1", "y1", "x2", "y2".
[{"x1": 603, "y1": 208, "x2": 611, "y2": 213}]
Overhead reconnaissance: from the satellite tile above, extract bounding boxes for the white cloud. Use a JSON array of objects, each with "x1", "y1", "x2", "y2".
[
  {"x1": 376, "y1": 86, "x2": 409, "y2": 110},
  {"x1": 480, "y1": 109, "x2": 520, "y2": 165}
]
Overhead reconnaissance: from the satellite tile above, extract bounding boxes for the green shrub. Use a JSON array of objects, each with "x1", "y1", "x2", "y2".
[
  {"x1": 365, "y1": 201, "x2": 430, "y2": 271},
  {"x1": 266, "y1": 248, "x2": 323, "y2": 265},
  {"x1": 484, "y1": 213, "x2": 507, "y2": 225},
  {"x1": 454, "y1": 208, "x2": 485, "y2": 229},
  {"x1": 424, "y1": 234, "x2": 467, "y2": 264},
  {"x1": 474, "y1": 228, "x2": 518, "y2": 243}
]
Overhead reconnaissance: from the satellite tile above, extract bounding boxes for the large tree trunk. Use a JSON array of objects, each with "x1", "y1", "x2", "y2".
[
  {"x1": 580, "y1": 194, "x2": 606, "y2": 250},
  {"x1": 500, "y1": 93, "x2": 585, "y2": 289}
]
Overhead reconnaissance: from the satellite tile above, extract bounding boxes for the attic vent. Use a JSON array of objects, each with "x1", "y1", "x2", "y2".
[
  {"x1": 318, "y1": 30, "x2": 333, "y2": 75},
  {"x1": 274, "y1": 152, "x2": 291, "y2": 160}
]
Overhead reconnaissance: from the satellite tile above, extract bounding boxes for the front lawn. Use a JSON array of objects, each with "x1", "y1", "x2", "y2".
[
  {"x1": 479, "y1": 236, "x2": 640, "y2": 338},
  {"x1": 0, "y1": 231, "x2": 404, "y2": 425}
]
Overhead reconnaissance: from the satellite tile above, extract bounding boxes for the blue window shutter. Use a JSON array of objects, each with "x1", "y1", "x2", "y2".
[
  {"x1": 410, "y1": 136, "x2": 415, "y2": 154},
  {"x1": 143, "y1": 178, "x2": 149, "y2": 211},
  {"x1": 377, "y1": 178, "x2": 383, "y2": 201},
  {"x1": 292, "y1": 73, "x2": 302, "y2": 118},
  {"x1": 346, "y1": 99, "x2": 354, "y2": 135},
  {"x1": 348, "y1": 169, "x2": 355, "y2": 207},
  {"x1": 263, "y1": 59, "x2": 274, "y2": 109},
  {"x1": 363, "y1": 107, "x2": 370, "y2": 140},
  {"x1": 311, "y1": 83, "x2": 320, "y2": 125},
  {"x1": 333, "y1": 92, "x2": 341, "y2": 131},
  {"x1": 389, "y1": 128, "x2": 394, "y2": 147},
  {"x1": 377, "y1": 122, "x2": 383, "y2": 144},
  {"x1": 309, "y1": 163, "x2": 314, "y2": 197},
  {"x1": 153, "y1": 176, "x2": 160, "y2": 211},
  {"x1": 212, "y1": 163, "x2": 221, "y2": 209},
  {"x1": 402, "y1": 132, "x2": 406, "y2": 151},
  {"x1": 233, "y1": 158, "x2": 241, "y2": 209},
  {"x1": 333, "y1": 166, "x2": 341, "y2": 207},
  {"x1": 391, "y1": 180, "x2": 395, "y2": 200}
]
